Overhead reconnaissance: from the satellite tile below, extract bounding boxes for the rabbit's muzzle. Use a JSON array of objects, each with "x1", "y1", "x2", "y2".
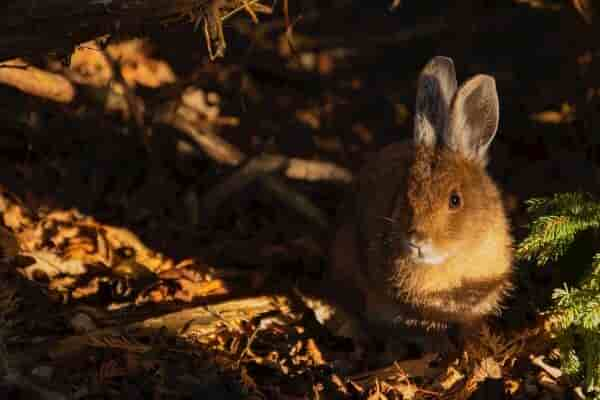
[{"x1": 402, "y1": 233, "x2": 449, "y2": 266}]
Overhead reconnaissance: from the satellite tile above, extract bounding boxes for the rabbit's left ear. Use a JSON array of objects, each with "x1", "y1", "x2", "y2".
[
  {"x1": 444, "y1": 75, "x2": 499, "y2": 165},
  {"x1": 414, "y1": 56, "x2": 457, "y2": 148}
]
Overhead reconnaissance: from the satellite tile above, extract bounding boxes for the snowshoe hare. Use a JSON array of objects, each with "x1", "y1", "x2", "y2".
[{"x1": 307, "y1": 56, "x2": 513, "y2": 354}]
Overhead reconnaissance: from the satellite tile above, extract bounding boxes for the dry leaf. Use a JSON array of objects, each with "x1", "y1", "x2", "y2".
[
  {"x1": 306, "y1": 338, "x2": 325, "y2": 366},
  {"x1": 505, "y1": 378, "x2": 520, "y2": 395},
  {"x1": 172, "y1": 279, "x2": 228, "y2": 302},
  {"x1": 3, "y1": 204, "x2": 33, "y2": 230},
  {"x1": 530, "y1": 103, "x2": 575, "y2": 124},
  {"x1": 48, "y1": 276, "x2": 78, "y2": 291},
  {"x1": 112, "y1": 259, "x2": 155, "y2": 280},
  {"x1": 19, "y1": 251, "x2": 87, "y2": 281},
  {"x1": 72, "y1": 277, "x2": 101, "y2": 299},
  {"x1": 437, "y1": 366, "x2": 465, "y2": 390}
]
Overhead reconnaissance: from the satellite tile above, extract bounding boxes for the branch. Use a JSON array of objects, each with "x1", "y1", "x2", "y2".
[
  {"x1": 0, "y1": 0, "x2": 271, "y2": 62},
  {"x1": 9, "y1": 295, "x2": 284, "y2": 368}
]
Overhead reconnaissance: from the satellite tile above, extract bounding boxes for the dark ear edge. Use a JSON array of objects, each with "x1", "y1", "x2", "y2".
[
  {"x1": 413, "y1": 56, "x2": 458, "y2": 148},
  {"x1": 445, "y1": 74, "x2": 499, "y2": 164}
]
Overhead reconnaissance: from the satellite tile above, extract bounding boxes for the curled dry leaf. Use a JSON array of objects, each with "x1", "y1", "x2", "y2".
[
  {"x1": 71, "y1": 39, "x2": 176, "y2": 88},
  {"x1": 23, "y1": 208, "x2": 174, "y2": 273},
  {"x1": 19, "y1": 251, "x2": 87, "y2": 281},
  {"x1": 3, "y1": 203, "x2": 33, "y2": 230},
  {"x1": 101, "y1": 225, "x2": 172, "y2": 273}
]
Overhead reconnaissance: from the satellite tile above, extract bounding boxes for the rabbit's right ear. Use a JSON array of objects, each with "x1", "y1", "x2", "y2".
[
  {"x1": 445, "y1": 75, "x2": 499, "y2": 165},
  {"x1": 413, "y1": 56, "x2": 457, "y2": 147}
]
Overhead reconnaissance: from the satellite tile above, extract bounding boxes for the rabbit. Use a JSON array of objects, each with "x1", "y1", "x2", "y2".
[{"x1": 302, "y1": 56, "x2": 514, "y2": 357}]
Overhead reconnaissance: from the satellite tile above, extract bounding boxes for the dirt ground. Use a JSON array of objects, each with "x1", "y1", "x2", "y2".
[{"x1": 0, "y1": 0, "x2": 599, "y2": 399}]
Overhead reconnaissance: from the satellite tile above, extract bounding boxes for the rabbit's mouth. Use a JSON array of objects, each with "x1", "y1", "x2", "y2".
[{"x1": 403, "y1": 240, "x2": 448, "y2": 265}]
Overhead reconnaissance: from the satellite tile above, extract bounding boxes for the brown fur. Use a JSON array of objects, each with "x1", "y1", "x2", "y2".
[
  {"x1": 305, "y1": 57, "x2": 513, "y2": 352},
  {"x1": 329, "y1": 140, "x2": 512, "y2": 335}
]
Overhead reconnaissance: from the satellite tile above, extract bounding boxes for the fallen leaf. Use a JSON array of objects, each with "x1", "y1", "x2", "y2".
[
  {"x1": 437, "y1": 366, "x2": 465, "y2": 390},
  {"x1": 306, "y1": 338, "x2": 325, "y2": 366},
  {"x1": 19, "y1": 251, "x2": 87, "y2": 281}
]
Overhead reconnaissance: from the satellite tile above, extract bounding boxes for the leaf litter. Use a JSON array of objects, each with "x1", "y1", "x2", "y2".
[{"x1": 0, "y1": 188, "x2": 562, "y2": 399}]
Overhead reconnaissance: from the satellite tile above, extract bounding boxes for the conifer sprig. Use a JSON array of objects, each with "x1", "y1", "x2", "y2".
[
  {"x1": 517, "y1": 192, "x2": 600, "y2": 396},
  {"x1": 516, "y1": 192, "x2": 600, "y2": 266}
]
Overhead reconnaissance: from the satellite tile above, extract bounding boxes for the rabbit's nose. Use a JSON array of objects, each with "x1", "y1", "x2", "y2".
[
  {"x1": 407, "y1": 229, "x2": 426, "y2": 244},
  {"x1": 405, "y1": 231, "x2": 424, "y2": 257},
  {"x1": 407, "y1": 241, "x2": 420, "y2": 255},
  {"x1": 404, "y1": 240, "x2": 423, "y2": 259}
]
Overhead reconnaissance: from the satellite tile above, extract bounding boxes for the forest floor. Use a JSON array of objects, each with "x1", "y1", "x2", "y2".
[{"x1": 0, "y1": 1, "x2": 599, "y2": 399}]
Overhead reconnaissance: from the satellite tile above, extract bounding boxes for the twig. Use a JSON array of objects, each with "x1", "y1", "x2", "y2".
[
  {"x1": 260, "y1": 175, "x2": 329, "y2": 228},
  {"x1": 236, "y1": 326, "x2": 262, "y2": 368},
  {"x1": 349, "y1": 353, "x2": 441, "y2": 386},
  {"x1": 0, "y1": 55, "x2": 341, "y2": 229},
  {"x1": 166, "y1": 113, "x2": 331, "y2": 228},
  {"x1": 10, "y1": 296, "x2": 284, "y2": 369},
  {"x1": 0, "y1": 59, "x2": 75, "y2": 103},
  {"x1": 0, "y1": 0, "x2": 270, "y2": 62},
  {"x1": 199, "y1": 153, "x2": 352, "y2": 218},
  {"x1": 168, "y1": 115, "x2": 245, "y2": 165},
  {"x1": 530, "y1": 354, "x2": 563, "y2": 380}
]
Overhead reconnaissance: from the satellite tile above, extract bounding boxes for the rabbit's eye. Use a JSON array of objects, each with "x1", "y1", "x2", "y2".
[{"x1": 449, "y1": 191, "x2": 462, "y2": 209}]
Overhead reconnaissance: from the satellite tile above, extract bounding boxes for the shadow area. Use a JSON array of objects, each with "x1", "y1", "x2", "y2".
[{"x1": 1, "y1": 0, "x2": 600, "y2": 398}]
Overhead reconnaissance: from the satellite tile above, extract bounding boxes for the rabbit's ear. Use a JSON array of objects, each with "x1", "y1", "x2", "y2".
[
  {"x1": 414, "y1": 56, "x2": 457, "y2": 147},
  {"x1": 445, "y1": 75, "x2": 499, "y2": 165}
]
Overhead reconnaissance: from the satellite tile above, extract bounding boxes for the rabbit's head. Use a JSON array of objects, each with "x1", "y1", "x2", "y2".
[{"x1": 372, "y1": 57, "x2": 513, "y2": 323}]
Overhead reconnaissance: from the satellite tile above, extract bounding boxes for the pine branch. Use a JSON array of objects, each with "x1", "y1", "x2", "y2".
[{"x1": 518, "y1": 192, "x2": 600, "y2": 396}]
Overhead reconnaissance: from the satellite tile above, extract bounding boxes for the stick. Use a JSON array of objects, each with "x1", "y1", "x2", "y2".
[
  {"x1": 167, "y1": 113, "x2": 332, "y2": 228},
  {"x1": 199, "y1": 153, "x2": 352, "y2": 218},
  {"x1": 9, "y1": 296, "x2": 284, "y2": 369}
]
